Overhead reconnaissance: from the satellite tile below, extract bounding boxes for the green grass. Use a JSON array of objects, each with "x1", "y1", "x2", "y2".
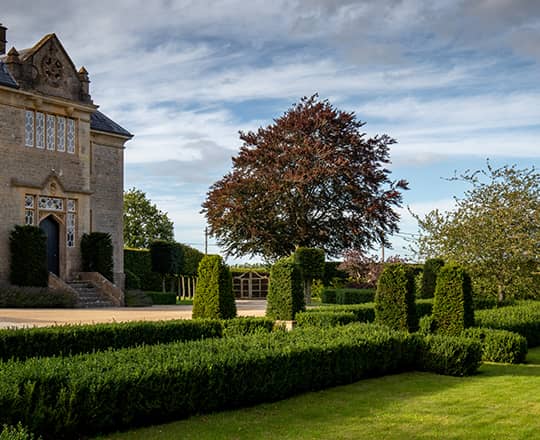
[{"x1": 96, "y1": 347, "x2": 540, "y2": 440}]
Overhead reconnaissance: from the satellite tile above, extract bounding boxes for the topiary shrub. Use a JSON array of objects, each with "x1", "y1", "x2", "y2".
[
  {"x1": 192, "y1": 255, "x2": 236, "y2": 319},
  {"x1": 375, "y1": 263, "x2": 418, "y2": 332},
  {"x1": 149, "y1": 240, "x2": 182, "y2": 292},
  {"x1": 80, "y1": 232, "x2": 114, "y2": 281},
  {"x1": 432, "y1": 263, "x2": 474, "y2": 335},
  {"x1": 0, "y1": 423, "x2": 39, "y2": 440},
  {"x1": 266, "y1": 258, "x2": 304, "y2": 320},
  {"x1": 9, "y1": 225, "x2": 48, "y2": 287},
  {"x1": 420, "y1": 258, "x2": 444, "y2": 298},
  {"x1": 296, "y1": 310, "x2": 357, "y2": 327},
  {"x1": 294, "y1": 247, "x2": 325, "y2": 304}
]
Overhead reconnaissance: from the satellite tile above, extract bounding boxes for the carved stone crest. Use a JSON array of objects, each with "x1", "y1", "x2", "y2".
[{"x1": 41, "y1": 48, "x2": 64, "y2": 87}]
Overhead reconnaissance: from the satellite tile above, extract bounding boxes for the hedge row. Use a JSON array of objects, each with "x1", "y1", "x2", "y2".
[
  {"x1": 296, "y1": 311, "x2": 357, "y2": 327},
  {"x1": 146, "y1": 292, "x2": 177, "y2": 305},
  {"x1": 321, "y1": 288, "x2": 375, "y2": 304},
  {"x1": 463, "y1": 327, "x2": 528, "y2": 364},
  {"x1": 475, "y1": 301, "x2": 540, "y2": 347},
  {"x1": 302, "y1": 299, "x2": 433, "y2": 324},
  {"x1": 0, "y1": 324, "x2": 481, "y2": 438},
  {"x1": 0, "y1": 317, "x2": 274, "y2": 362},
  {"x1": 0, "y1": 285, "x2": 76, "y2": 308}
]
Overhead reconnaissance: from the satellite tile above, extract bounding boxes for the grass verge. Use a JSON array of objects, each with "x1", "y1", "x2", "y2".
[{"x1": 97, "y1": 347, "x2": 540, "y2": 440}]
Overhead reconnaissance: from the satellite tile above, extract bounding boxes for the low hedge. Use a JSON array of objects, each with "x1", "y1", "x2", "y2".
[
  {"x1": 146, "y1": 292, "x2": 177, "y2": 305},
  {"x1": 0, "y1": 323, "x2": 481, "y2": 438},
  {"x1": 304, "y1": 300, "x2": 433, "y2": 324},
  {"x1": 296, "y1": 311, "x2": 357, "y2": 327},
  {"x1": 222, "y1": 317, "x2": 275, "y2": 337},
  {"x1": 0, "y1": 423, "x2": 38, "y2": 440},
  {"x1": 415, "y1": 334, "x2": 482, "y2": 376},
  {"x1": 0, "y1": 319, "x2": 222, "y2": 361},
  {"x1": 0, "y1": 285, "x2": 76, "y2": 308},
  {"x1": 475, "y1": 301, "x2": 540, "y2": 347},
  {"x1": 463, "y1": 327, "x2": 528, "y2": 364},
  {"x1": 321, "y1": 288, "x2": 374, "y2": 304}
]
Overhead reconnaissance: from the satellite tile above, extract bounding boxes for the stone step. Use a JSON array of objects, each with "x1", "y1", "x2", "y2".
[{"x1": 68, "y1": 281, "x2": 115, "y2": 308}]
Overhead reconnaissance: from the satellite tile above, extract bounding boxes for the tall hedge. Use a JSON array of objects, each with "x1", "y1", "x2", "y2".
[
  {"x1": 149, "y1": 241, "x2": 182, "y2": 275},
  {"x1": 9, "y1": 225, "x2": 48, "y2": 287},
  {"x1": 432, "y1": 263, "x2": 474, "y2": 335},
  {"x1": 123, "y1": 248, "x2": 162, "y2": 291},
  {"x1": 266, "y1": 258, "x2": 304, "y2": 320},
  {"x1": 80, "y1": 232, "x2": 114, "y2": 281},
  {"x1": 180, "y1": 244, "x2": 204, "y2": 276},
  {"x1": 375, "y1": 263, "x2": 418, "y2": 332},
  {"x1": 420, "y1": 258, "x2": 444, "y2": 298},
  {"x1": 192, "y1": 255, "x2": 236, "y2": 319}
]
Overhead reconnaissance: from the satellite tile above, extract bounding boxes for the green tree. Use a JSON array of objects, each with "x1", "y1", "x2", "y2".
[
  {"x1": 415, "y1": 163, "x2": 540, "y2": 303},
  {"x1": 123, "y1": 188, "x2": 174, "y2": 248},
  {"x1": 202, "y1": 95, "x2": 408, "y2": 260}
]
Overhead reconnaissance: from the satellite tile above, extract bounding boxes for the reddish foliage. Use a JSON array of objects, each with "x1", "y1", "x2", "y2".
[{"x1": 202, "y1": 95, "x2": 408, "y2": 259}]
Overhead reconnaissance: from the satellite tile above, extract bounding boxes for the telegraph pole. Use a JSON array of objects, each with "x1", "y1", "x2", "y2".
[{"x1": 204, "y1": 227, "x2": 208, "y2": 255}]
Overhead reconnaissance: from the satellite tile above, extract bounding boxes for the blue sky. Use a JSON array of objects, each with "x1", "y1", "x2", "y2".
[{"x1": 4, "y1": 1, "x2": 540, "y2": 262}]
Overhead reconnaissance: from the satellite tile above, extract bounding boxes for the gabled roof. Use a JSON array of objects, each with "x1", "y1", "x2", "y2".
[
  {"x1": 91, "y1": 110, "x2": 133, "y2": 138},
  {"x1": 0, "y1": 61, "x2": 18, "y2": 88}
]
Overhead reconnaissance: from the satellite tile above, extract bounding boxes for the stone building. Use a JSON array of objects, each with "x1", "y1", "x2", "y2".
[{"x1": 0, "y1": 24, "x2": 132, "y2": 289}]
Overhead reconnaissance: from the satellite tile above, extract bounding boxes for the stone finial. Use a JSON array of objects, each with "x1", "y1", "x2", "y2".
[
  {"x1": 5, "y1": 46, "x2": 22, "y2": 79},
  {"x1": 78, "y1": 66, "x2": 92, "y2": 102}
]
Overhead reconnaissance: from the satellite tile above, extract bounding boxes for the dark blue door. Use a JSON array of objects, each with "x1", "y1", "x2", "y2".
[{"x1": 40, "y1": 216, "x2": 59, "y2": 276}]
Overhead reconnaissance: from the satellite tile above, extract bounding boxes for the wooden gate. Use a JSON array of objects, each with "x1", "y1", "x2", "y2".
[{"x1": 232, "y1": 271, "x2": 269, "y2": 299}]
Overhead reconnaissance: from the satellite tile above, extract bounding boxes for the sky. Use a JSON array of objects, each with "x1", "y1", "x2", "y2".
[{"x1": 3, "y1": 0, "x2": 540, "y2": 263}]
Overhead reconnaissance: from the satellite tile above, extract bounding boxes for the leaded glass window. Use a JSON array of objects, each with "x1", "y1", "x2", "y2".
[
  {"x1": 25, "y1": 195, "x2": 34, "y2": 209},
  {"x1": 38, "y1": 196, "x2": 63, "y2": 211},
  {"x1": 25, "y1": 111, "x2": 34, "y2": 147},
  {"x1": 36, "y1": 112, "x2": 45, "y2": 149},
  {"x1": 56, "y1": 116, "x2": 66, "y2": 152},
  {"x1": 25, "y1": 210, "x2": 34, "y2": 225},
  {"x1": 67, "y1": 199, "x2": 76, "y2": 212},
  {"x1": 46, "y1": 114, "x2": 55, "y2": 150},
  {"x1": 67, "y1": 118, "x2": 75, "y2": 153},
  {"x1": 67, "y1": 213, "x2": 76, "y2": 247}
]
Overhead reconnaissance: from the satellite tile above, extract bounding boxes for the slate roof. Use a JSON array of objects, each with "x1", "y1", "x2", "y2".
[
  {"x1": 0, "y1": 61, "x2": 18, "y2": 89},
  {"x1": 90, "y1": 110, "x2": 133, "y2": 138}
]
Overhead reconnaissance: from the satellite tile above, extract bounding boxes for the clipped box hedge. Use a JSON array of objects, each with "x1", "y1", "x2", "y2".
[
  {"x1": 0, "y1": 323, "x2": 481, "y2": 438},
  {"x1": 146, "y1": 292, "x2": 177, "y2": 305},
  {"x1": 321, "y1": 288, "x2": 374, "y2": 304},
  {"x1": 475, "y1": 301, "x2": 540, "y2": 347},
  {"x1": 0, "y1": 319, "x2": 222, "y2": 361},
  {"x1": 463, "y1": 327, "x2": 528, "y2": 364},
  {"x1": 0, "y1": 285, "x2": 77, "y2": 308},
  {"x1": 296, "y1": 311, "x2": 357, "y2": 327}
]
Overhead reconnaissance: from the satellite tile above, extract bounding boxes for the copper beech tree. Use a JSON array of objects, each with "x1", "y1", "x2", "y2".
[{"x1": 202, "y1": 95, "x2": 408, "y2": 260}]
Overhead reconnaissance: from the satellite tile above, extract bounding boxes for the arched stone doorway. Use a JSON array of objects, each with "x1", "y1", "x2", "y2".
[{"x1": 40, "y1": 215, "x2": 60, "y2": 275}]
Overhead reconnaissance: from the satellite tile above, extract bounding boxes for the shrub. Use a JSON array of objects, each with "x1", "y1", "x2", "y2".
[
  {"x1": 0, "y1": 285, "x2": 76, "y2": 308},
  {"x1": 9, "y1": 225, "x2": 48, "y2": 287},
  {"x1": 124, "y1": 248, "x2": 162, "y2": 291},
  {"x1": 375, "y1": 264, "x2": 418, "y2": 332},
  {"x1": 321, "y1": 288, "x2": 337, "y2": 304},
  {"x1": 124, "y1": 289, "x2": 153, "y2": 307},
  {"x1": 475, "y1": 301, "x2": 540, "y2": 347},
  {"x1": 296, "y1": 311, "x2": 357, "y2": 327},
  {"x1": 416, "y1": 298, "x2": 434, "y2": 320},
  {"x1": 222, "y1": 317, "x2": 275, "y2": 337},
  {"x1": 420, "y1": 258, "x2": 444, "y2": 298},
  {"x1": 146, "y1": 292, "x2": 177, "y2": 305},
  {"x1": 0, "y1": 319, "x2": 222, "y2": 361},
  {"x1": 266, "y1": 258, "x2": 304, "y2": 320},
  {"x1": 416, "y1": 334, "x2": 482, "y2": 376},
  {"x1": 192, "y1": 255, "x2": 236, "y2": 319},
  {"x1": 124, "y1": 269, "x2": 141, "y2": 290},
  {"x1": 80, "y1": 232, "x2": 114, "y2": 281},
  {"x1": 0, "y1": 423, "x2": 39, "y2": 440},
  {"x1": 463, "y1": 327, "x2": 527, "y2": 364},
  {"x1": 336, "y1": 288, "x2": 375, "y2": 304},
  {"x1": 180, "y1": 243, "x2": 204, "y2": 276},
  {"x1": 432, "y1": 263, "x2": 474, "y2": 335}
]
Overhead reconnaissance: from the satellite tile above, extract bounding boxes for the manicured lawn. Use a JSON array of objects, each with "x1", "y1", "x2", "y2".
[{"x1": 97, "y1": 347, "x2": 540, "y2": 440}]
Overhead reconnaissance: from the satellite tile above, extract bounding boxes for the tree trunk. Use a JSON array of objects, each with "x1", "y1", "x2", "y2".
[
  {"x1": 497, "y1": 284, "x2": 505, "y2": 304},
  {"x1": 162, "y1": 276, "x2": 165, "y2": 293}
]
